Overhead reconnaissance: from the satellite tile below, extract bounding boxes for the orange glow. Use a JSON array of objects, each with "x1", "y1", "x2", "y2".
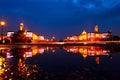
[
  {"x1": 32, "y1": 49, "x2": 38, "y2": 56},
  {"x1": 82, "y1": 30, "x2": 87, "y2": 40},
  {"x1": 82, "y1": 30, "x2": 87, "y2": 35},
  {"x1": 18, "y1": 59, "x2": 23, "y2": 67},
  {"x1": 95, "y1": 57, "x2": 99, "y2": 64},
  {"x1": 32, "y1": 33, "x2": 38, "y2": 40},
  {"x1": 94, "y1": 25, "x2": 98, "y2": 33},
  {"x1": 78, "y1": 35, "x2": 82, "y2": 40},
  {"x1": 20, "y1": 22, "x2": 24, "y2": 31},
  {"x1": 31, "y1": 46, "x2": 56, "y2": 56},
  {"x1": 82, "y1": 35, "x2": 87, "y2": 40},
  {"x1": 82, "y1": 49, "x2": 88, "y2": 59},
  {"x1": 0, "y1": 21, "x2": 5, "y2": 26},
  {"x1": 23, "y1": 54, "x2": 26, "y2": 58},
  {"x1": 0, "y1": 57, "x2": 5, "y2": 74},
  {"x1": 95, "y1": 34, "x2": 100, "y2": 38},
  {"x1": 79, "y1": 48, "x2": 83, "y2": 53},
  {"x1": 83, "y1": 49, "x2": 87, "y2": 54},
  {"x1": 24, "y1": 30, "x2": 27, "y2": 35},
  {"x1": 96, "y1": 51, "x2": 101, "y2": 55},
  {"x1": 83, "y1": 54, "x2": 88, "y2": 59},
  {"x1": 64, "y1": 46, "x2": 109, "y2": 64},
  {"x1": 64, "y1": 25, "x2": 109, "y2": 42}
]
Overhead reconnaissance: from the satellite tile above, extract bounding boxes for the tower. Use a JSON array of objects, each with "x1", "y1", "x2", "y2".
[
  {"x1": 19, "y1": 22, "x2": 24, "y2": 31},
  {"x1": 94, "y1": 24, "x2": 98, "y2": 33}
]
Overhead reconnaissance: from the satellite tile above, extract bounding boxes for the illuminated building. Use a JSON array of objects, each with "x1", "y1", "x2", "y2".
[
  {"x1": 69, "y1": 36, "x2": 78, "y2": 41},
  {"x1": 7, "y1": 23, "x2": 52, "y2": 43},
  {"x1": 78, "y1": 30, "x2": 88, "y2": 41},
  {"x1": 64, "y1": 25, "x2": 111, "y2": 42},
  {"x1": 6, "y1": 23, "x2": 54, "y2": 43},
  {"x1": 7, "y1": 23, "x2": 33, "y2": 43},
  {"x1": 7, "y1": 23, "x2": 38, "y2": 42}
]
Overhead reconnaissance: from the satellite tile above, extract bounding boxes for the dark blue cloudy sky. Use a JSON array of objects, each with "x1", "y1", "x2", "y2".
[{"x1": 0, "y1": 0, "x2": 120, "y2": 40}]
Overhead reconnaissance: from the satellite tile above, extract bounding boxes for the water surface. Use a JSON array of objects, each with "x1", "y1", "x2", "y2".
[{"x1": 0, "y1": 45, "x2": 120, "y2": 80}]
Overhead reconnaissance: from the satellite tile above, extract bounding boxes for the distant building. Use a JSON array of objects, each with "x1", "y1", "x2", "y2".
[
  {"x1": 64, "y1": 25, "x2": 111, "y2": 42},
  {"x1": 7, "y1": 23, "x2": 33, "y2": 43}
]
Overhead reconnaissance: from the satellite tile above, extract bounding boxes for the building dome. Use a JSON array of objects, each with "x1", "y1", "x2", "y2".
[{"x1": 82, "y1": 30, "x2": 87, "y2": 35}]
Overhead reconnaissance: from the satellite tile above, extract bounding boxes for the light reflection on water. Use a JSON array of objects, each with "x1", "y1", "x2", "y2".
[{"x1": 0, "y1": 45, "x2": 120, "y2": 80}]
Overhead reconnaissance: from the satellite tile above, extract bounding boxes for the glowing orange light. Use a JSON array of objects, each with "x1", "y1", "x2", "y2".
[
  {"x1": 20, "y1": 22, "x2": 24, "y2": 31},
  {"x1": 95, "y1": 57, "x2": 99, "y2": 64},
  {"x1": 81, "y1": 30, "x2": 87, "y2": 40},
  {"x1": 95, "y1": 34, "x2": 101, "y2": 39},
  {"x1": 82, "y1": 54, "x2": 87, "y2": 59},
  {"x1": 32, "y1": 49, "x2": 38, "y2": 55},
  {"x1": 0, "y1": 57, "x2": 5, "y2": 74},
  {"x1": 0, "y1": 21, "x2": 5, "y2": 26},
  {"x1": 96, "y1": 51, "x2": 100, "y2": 55},
  {"x1": 79, "y1": 35, "x2": 82, "y2": 40}
]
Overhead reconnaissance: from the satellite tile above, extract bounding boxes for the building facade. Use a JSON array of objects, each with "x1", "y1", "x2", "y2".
[{"x1": 64, "y1": 25, "x2": 111, "y2": 42}]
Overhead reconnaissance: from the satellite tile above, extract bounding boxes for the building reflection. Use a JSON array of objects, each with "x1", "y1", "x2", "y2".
[
  {"x1": 4, "y1": 46, "x2": 56, "y2": 59},
  {"x1": 0, "y1": 46, "x2": 56, "y2": 79},
  {"x1": 0, "y1": 45, "x2": 120, "y2": 79},
  {"x1": 0, "y1": 57, "x2": 42, "y2": 79},
  {"x1": 64, "y1": 46, "x2": 112, "y2": 64}
]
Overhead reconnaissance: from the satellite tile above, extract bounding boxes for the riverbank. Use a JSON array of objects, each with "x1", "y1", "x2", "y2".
[{"x1": 0, "y1": 41, "x2": 120, "y2": 47}]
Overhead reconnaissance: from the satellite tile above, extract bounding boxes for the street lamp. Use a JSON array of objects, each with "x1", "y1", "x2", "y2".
[{"x1": 0, "y1": 21, "x2": 6, "y2": 42}]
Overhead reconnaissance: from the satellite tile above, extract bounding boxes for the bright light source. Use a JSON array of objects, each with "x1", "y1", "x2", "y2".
[{"x1": 0, "y1": 21, "x2": 5, "y2": 26}]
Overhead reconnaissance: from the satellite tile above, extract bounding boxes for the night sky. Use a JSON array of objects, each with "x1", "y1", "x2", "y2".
[{"x1": 0, "y1": 0, "x2": 120, "y2": 40}]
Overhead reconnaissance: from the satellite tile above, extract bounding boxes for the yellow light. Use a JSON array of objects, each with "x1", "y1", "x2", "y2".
[
  {"x1": 81, "y1": 30, "x2": 87, "y2": 40},
  {"x1": 32, "y1": 49, "x2": 37, "y2": 56},
  {"x1": 23, "y1": 54, "x2": 26, "y2": 58},
  {"x1": 79, "y1": 48, "x2": 83, "y2": 53},
  {"x1": 0, "y1": 57, "x2": 5, "y2": 74},
  {"x1": 82, "y1": 54, "x2": 87, "y2": 59},
  {"x1": 82, "y1": 30, "x2": 87, "y2": 35},
  {"x1": 83, "y1": 49, "x2": 87, "y2": 54},
  {"x1": 95, "y1": 34, "x2": 100, "y2": 38},
  {"x1": 24, "y1": 32, "x2": 27, "y2": 35},
  {"x1": 0, "y1": 21, "x2": 6, "y2": 26},
  {"x1": 33, "y1": 34, "x2": 38, "y2": 40},
  {"x1": 96, "y1": 51, "x2": 100, "y2": 55},
  {"x1": 79, "y1": 35, "x2": 82, "y2": 40}
]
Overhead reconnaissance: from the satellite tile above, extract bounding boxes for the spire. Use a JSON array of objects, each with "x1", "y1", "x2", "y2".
[
  {"x1": 19, "y1": 22, "x2": 24, "y2": 31},
  {"x1": 94, "y1": 24, "x2": 98, "y2": 33}
]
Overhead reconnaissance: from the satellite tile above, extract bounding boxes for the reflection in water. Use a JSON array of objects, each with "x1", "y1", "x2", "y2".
[
  {"x1": 0, "y1": 56, "x2": 7, "y2": 75},
  {"x1": 0, "y1": 46, "x2": 56, "y2": 80},
  {"x1": 0, "y1": 45, "x2": 120, "y2": 79},
  {"x1": 64, "y1": 46, "x2": 112, "y2": 64},
  {"x1": 6, "y1": 46, "x2": 56, "y2": 58}
]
